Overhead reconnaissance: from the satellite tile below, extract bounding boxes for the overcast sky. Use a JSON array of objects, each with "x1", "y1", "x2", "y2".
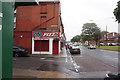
[{"x1": 60, "y1": 0, "x2": 119, "y2": 41}]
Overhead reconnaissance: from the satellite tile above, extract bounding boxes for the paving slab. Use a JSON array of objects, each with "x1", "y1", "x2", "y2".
[{"x1": 13, "y1": 68, "x2": 72, "y2": 78}]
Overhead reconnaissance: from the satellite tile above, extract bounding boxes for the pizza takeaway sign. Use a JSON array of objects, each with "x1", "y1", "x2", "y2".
[{"x1": 32, "y1": 32, "x2": 60, "y2": 37}]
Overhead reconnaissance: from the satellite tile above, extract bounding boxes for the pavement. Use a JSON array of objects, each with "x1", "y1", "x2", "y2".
[
  {"x1": 13, "y1": 68, "x2": 71, "y2": 78},
  {"x1": 30, "y1": 47, "x2": 67, "y2": 58},
  {"x1": 13, "y1": 47, "x2": 69, "y2": 78}
]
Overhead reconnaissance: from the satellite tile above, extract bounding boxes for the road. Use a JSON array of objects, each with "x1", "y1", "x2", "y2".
[
  {"x1": 70, "y1": 46, "x2": 118, "y2": 78},
  {"x1": 13, "y1": 46, "x2": 118, "y2": 78}
]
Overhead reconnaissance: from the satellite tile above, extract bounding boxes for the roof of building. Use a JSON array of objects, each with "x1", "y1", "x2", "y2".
[
  {"x1": 39, "y1": 0, "x2": 60, "y2": 2},
  {"x1": 15, "y1": 0, "x2": 38, "y2": 10}
]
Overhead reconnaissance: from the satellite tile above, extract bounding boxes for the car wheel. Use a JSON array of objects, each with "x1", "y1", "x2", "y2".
[{"x1": 14, "y1": 53, "x2": 19, "y2": 57}]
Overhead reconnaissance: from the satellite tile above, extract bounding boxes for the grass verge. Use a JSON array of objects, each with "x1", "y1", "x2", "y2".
[{"x1": 96, "y1": 46, "x2": 120, "y2": 51}]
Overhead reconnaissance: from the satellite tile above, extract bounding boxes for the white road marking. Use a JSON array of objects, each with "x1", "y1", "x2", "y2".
[
  {"x1": 40, "y1": 58, "x2": 46, "y2": 60},
  {"x1": 104, "y1": 56, "x2": 118, "y2": 60},
  {"x1": 114, "y1": 58, "x2": 118, "y2": 60},
  {"x1": 79, "y1": 56, "x2": 83, "y2": 57},
  {"x1": 42, "y1": 59, "x2": 71, "y2": 63},
  {"x1": 67, "y1": 49, "x2": 80, "y2": 73},
  {"x1": 66, "y1": 58, "x2": 68, "y2": 62},
  {"x1": 100, "y1": 50, "x2": 118, "y2": 53}
]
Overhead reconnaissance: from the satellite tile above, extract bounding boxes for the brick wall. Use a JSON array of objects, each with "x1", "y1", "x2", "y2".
[
  {"x1": 15, "y1": 2, "x2": 60, "y2": 31},
  {"x1": 14, "y1": 31, "x2": 32, "y2": 53},
  {"x1": 14, "y1": 2, "x2": 61, "y2": 53}
]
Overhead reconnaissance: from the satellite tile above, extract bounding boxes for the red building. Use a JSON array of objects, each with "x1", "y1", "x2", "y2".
[
  {"x1": 88, "y1": 32, "x2": 120, "y2": 45},
  {"x1": 14, "y1": 0, "x2": 65, "y2": 54},
  {"x1": 100, "y1": 32, "x2": 119, "y2": 45}
]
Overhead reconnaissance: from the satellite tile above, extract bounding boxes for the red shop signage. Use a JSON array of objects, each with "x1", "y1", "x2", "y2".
[{"x1": 32, "y1": 32, "x2": 60, "y2": 37}]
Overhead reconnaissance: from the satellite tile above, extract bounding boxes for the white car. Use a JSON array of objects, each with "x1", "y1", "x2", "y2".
[
  {"x1": 88, "y1": 45, "x2": 96, "y2": 49},
  {"x1": 100, "y1": 43, "x2": 104, "y2": 46}
]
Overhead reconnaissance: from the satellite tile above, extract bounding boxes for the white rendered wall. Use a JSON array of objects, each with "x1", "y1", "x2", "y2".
[{"x1": 32, "y1": 37, "x2": 53, "y2": 54}]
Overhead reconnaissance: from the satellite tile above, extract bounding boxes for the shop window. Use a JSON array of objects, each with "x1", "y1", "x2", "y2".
[{"x1": 34, "y1": 40, "x2": 49, "y2": 51}]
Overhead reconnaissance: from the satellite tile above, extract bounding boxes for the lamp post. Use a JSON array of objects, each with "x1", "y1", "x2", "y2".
[
  {"x1": 105, "y1": 17, "x2": 115, "y2": 46},
  {"x1": 90, "y1": 17, "x2": 115, "y2": 46}
]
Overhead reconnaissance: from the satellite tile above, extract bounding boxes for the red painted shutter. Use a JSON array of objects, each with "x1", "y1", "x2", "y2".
[{"x1": 34, "y1": 40, "x2": 49, "y2": 51}]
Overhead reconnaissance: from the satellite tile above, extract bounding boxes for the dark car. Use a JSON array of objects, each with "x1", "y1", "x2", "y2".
[
  {"x1": 109, "y1": 43, "x2": 117, "y2": 46},
  {"x1": 70, "y1": 45, "x2": 81, "y2": 54},
  {"x1": 13, "y1": 46, "x2": 30, "y2": 57},
  {"x1": 104, "y1": 72, "x2": 120, "y2": 80},
  {"x1": 117, "y1": 43, "x2": 120, "y2": 46}
]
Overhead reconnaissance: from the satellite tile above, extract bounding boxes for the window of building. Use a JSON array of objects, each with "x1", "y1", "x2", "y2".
[
  {"x1": 41, "y1": 4, "x2": 47, "y2": 14},
  {"x1": 41, "y1": 16, "x2": 47, "y2": 18},
  {"x1": 40, "y1": 28, "x2": 46, "y2": 30}
]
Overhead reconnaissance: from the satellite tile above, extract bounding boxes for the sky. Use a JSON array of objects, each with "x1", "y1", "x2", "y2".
[{"x1": 60, "y1": 0, "x2": 119, "y2": 41}]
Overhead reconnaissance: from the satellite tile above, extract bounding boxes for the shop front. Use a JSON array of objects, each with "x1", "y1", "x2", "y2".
[{"x1": 32, "y1": 31, "x2": 61, "y2": 54}]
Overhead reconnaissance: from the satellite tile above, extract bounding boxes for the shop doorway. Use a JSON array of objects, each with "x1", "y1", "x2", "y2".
[{"x1": 53, "y1": 40, "x2": 59, "y2": 54}]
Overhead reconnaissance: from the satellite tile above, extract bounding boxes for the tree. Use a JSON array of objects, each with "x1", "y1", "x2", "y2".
[
  {"x1": 113, "y1": 1, "x2": 120, "y2": 23},
  {"x1": 71, "y1": 35, "x2": 81, "y2": 42},
  {"x1": 81, "y1": 23, "x2": 101, "y2": 45},
  {"x1": 93, "y1": 27, "x2": 101, "y2": 45},
  {"x1": 101, "y1": 31, "x2": 109, "y2": 36}
]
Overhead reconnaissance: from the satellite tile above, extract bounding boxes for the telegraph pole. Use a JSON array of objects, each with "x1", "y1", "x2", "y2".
[{"x1": 106, "y1": 26, "x2": 108, "y2": 46}]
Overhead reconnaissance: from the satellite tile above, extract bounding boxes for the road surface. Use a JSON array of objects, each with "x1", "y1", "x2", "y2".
[{"x1": 13, "y1": 46, "x2": 118, "y2": 78}]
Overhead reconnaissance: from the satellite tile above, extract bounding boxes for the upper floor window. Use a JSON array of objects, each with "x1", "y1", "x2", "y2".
[
  {"x1": 41, "y1": 4, "x2": 47, "y2": 14},
  {"x1": 40, "y1": 28, "x2": 46, "y2": 30}
]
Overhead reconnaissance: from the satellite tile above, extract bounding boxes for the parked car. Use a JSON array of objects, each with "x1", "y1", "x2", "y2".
[
  {"x1": 70, "y1": 45, "x2": 81, "y2": 54},
  {"x1": 104, "y1": 72, "x2": 120, "y2": 80},
  {"x1": 109, "y1": 43, "x2": 117, "y2": 46},
  {"x1": 13, "y1": 46, "x2": 30, "y2": 57},
  {"x1": 107, "y1": 43, "x2": 110, "y2": 46},
  {"x1": 99, "y1": 43, "x2": 104, "y2": 46},
  {"x1": 117, "y1": 43, "x2": 120, "y2": 46},
  {"x1": 88, "y1": 45, "x2": 96, "y2": 49}
]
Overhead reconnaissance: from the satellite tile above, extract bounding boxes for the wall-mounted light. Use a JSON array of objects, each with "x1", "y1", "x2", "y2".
[{"x1": 20, "y1": 35, "x2": 23, "y2": 38}]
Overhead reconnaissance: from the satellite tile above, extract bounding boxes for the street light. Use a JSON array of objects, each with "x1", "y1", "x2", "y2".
[
  {"x1": 90, "y1": 17, "x2": 115, "y2": 46},
  {"x1": 105, "y1": 17, "x2": 115, "y2": 46},
  {"x1": 106, "y1": 26, "x2": 108, "y2": 46}
]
